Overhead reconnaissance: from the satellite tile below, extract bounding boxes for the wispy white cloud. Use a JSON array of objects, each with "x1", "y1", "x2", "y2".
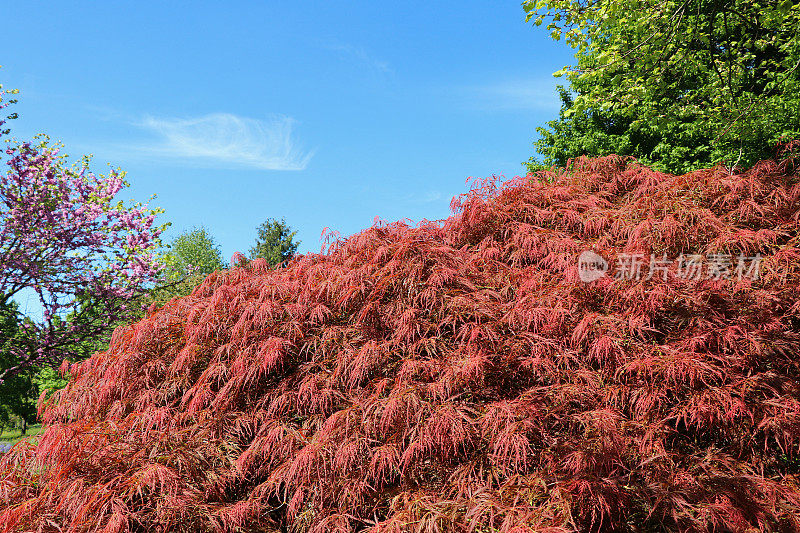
[
  {"x1": 325, "y1": 42, "x2": 392, "y2": 74},
  {"x1": 404, "y1": 190, "x2": 444, "y2": 204},
  {"x1": 83, "y1": 104, "x2": 128, "y2": 122},
  {"x1": 420, "y1": 190, "x2": 442, "y2": 203},
  {"x1": 460, "y1": 78, "x2": 561, "y2": 112},
  {"x1": 135, "y1": 113, "x2": 313, "y2": 171}
]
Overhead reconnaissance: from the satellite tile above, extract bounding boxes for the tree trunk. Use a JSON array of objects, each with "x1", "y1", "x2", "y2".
[{"x1": 20, "y1": 417, "x2": 26, "y2": 436}]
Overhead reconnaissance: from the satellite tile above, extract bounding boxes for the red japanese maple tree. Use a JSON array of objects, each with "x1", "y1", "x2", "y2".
[{"x1": 1, "y1": 148, "x2": 799, "y2": 532}]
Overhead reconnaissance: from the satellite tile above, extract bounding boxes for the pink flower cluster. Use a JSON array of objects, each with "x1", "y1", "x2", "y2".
[{"x1": 0, "y1": 95, "x2": 165, "y2": 380}]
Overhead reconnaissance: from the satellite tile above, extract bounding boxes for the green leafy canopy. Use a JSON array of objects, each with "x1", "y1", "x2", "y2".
[
  {"x1": 525, "y1": 0, "x2": 800, "y2": 173},
  {"x1": 249, "y1": 218, "x2": 300, "y2": 267},
  {"x1": 161, "y1": 226, "x2": 227, "y2": 283}
]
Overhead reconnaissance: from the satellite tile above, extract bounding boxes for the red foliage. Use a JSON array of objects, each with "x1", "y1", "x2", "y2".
[{"x1": 2, "y1": 155, "x2": 800, "y2": 532}]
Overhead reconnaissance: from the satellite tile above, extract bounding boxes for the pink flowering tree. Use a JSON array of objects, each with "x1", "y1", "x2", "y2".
[{"x1": 0, "y1": 85, "x2": 166, "y2": 381}]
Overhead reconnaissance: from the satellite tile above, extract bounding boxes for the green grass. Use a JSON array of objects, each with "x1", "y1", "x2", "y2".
[{"x1": 0, "y1": 424, "x2": 44, "y2": 444}]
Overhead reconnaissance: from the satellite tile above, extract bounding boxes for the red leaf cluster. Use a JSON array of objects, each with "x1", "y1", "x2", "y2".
[{"x1": 2, "y1": 154, "x2": 800, "y2": 532}]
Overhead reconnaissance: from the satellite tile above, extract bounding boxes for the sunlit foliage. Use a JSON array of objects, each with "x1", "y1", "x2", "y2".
[
  {"x1": 525, "y1": 0, "x2": 800, "y2": 174},
  {"x1": 2, "y1": 150, "x2": 800, "y2": 531}
]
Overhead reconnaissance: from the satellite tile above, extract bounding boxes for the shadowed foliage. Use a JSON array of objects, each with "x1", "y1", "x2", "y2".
[{"x1": 1, "y1": 149, "x2": 800, "y2": 532}]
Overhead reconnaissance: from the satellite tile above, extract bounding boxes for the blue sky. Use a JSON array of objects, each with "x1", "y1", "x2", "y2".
[{"x1": 1, "y1": 1, "x2": 574, "y2": 259}]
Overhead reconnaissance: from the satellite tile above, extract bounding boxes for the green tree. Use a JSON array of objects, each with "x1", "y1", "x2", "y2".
[
  {"x1": 249, "y1": 218, "x2": 300, "y2": 266},
  {"x1": 525, "y1": 0, "x2": 800, "y2": 174},
  {"x1": 0, "y1": 303, "x2": 38, "y2": 435},
  {"x1": 32, "y1": 365, "x2": 68, "y2": 403},
  {"x1": 130, "y1": 227, "x2": 228, "y2": 318},
  {"x1": 161, "y1": 227, "x2": 226, "y2": 283}
]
